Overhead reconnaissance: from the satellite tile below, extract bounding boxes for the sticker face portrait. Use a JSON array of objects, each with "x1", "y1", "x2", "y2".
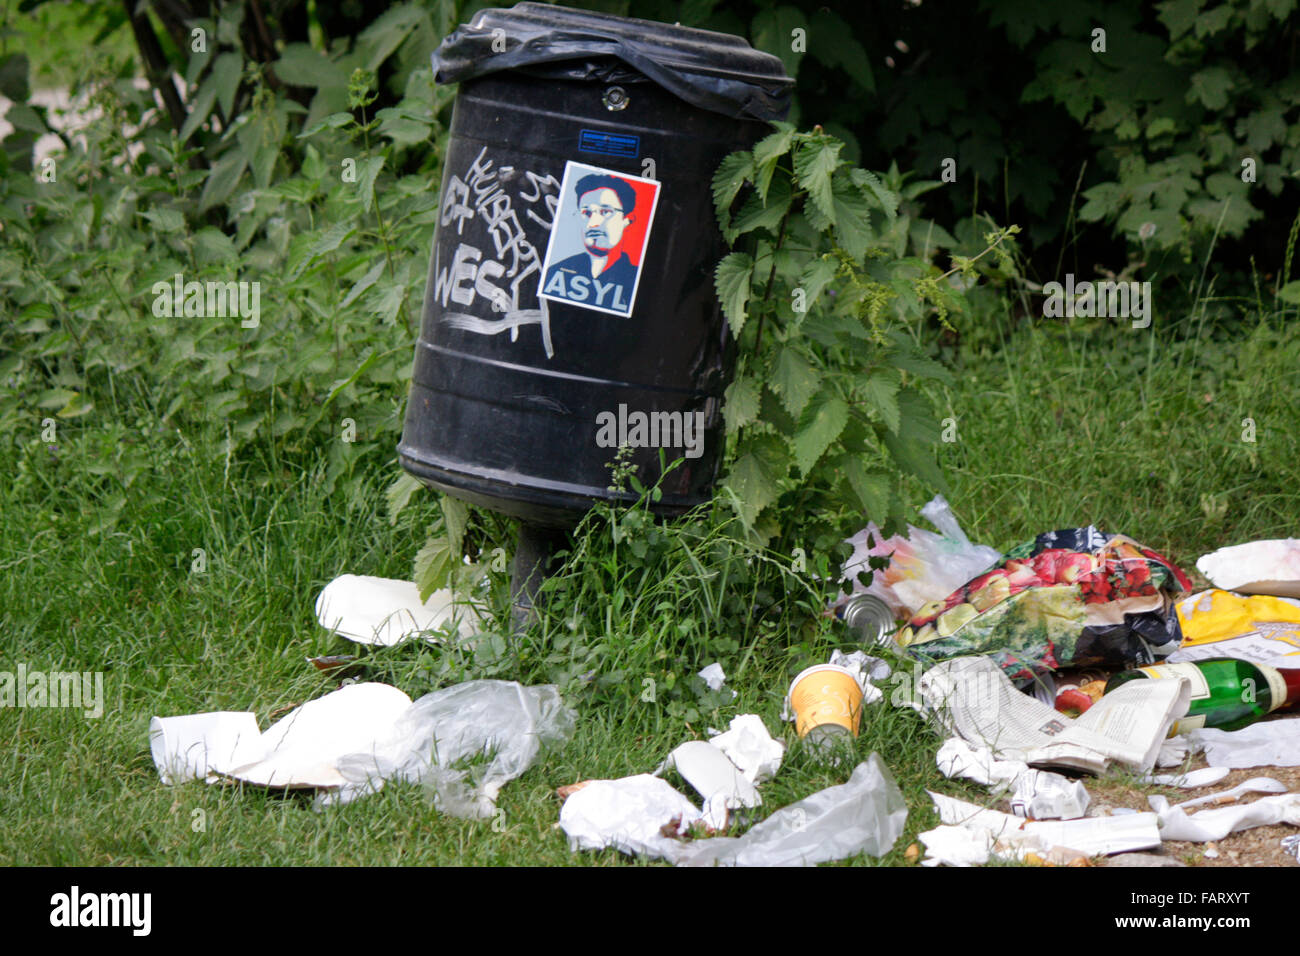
[{"x1": 537, "y1": 161, "x2": 660, "y2": 318}]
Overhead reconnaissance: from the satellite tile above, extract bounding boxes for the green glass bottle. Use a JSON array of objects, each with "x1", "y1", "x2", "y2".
[{"x1": 1104, "y1": 657, "x2": 1300, "y2": 735}]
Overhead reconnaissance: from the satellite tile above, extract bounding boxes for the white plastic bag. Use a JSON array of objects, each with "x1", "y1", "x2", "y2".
[
  {"x1": 839, "y1": 495, "x2": 1001, "y2": 619},
  {"x1": 327, "y1": 680, "x2": 576, "y2": 814},
  {"x1": 675, "y1": 753, "x2": 908, "y2": 866}
]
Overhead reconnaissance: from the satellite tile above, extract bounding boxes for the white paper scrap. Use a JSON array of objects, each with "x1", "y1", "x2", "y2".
[
  {"x1": 661, "y1": 740, "x2": 762, "y2": 814},
  {"x1": 936, "y1": 737, "x2": 1028, "y2": 788},
  {"x1": 929, "y1": 791, "x2": 1161, "y2": 859},
  {"x1": 559, "y1": 775, "x2": 704, "y2": 861},
  {"x1": 220, "y1": 682, "x2": 414, "y2": 789},
  {"x1": 1190, "y1": 718, "x2": 1300, "y2": 768},
  {"x1": 315, "y1": 574, "x2": 482, "y2": 646},
  {"x1": 1149, "y1": 792, "x2": 1300, "y2": 842},
  {"x1": 707, "y1": 714, "x2": 785, "y2": 784},
  {"x1": 149, "y1": 711, "x2": 266, "y2": 785}
]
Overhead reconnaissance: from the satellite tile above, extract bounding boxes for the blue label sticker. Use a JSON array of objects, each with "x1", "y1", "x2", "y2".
[{"x1": 578, "y1": 129, "x2": 640, "y2": 158}]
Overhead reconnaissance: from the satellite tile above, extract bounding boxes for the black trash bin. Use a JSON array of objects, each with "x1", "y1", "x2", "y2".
[
  {"x1": 399, "y1": 2, "x2": 790, "y2": 521},
  {"x1": 398, "y1": 3, "x2": 791, "y2": 621}
]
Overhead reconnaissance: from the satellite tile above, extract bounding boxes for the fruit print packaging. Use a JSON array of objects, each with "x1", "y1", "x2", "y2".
[{"x1": 895, "y1": 526, "x2": 1192, "y2": 682}]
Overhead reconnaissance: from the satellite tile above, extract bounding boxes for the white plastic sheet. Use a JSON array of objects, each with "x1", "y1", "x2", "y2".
[
  {"x1": 675, "y1": 754, "x2": 908, "y2": 867},
  {"x1": 1190, "y1": 718, "x2": 1300, "y2": 768},
  {"x1": 1149, "y1": 792, "x2": 1300, "y2": 842},
  {"x1": 330, "y1": 680, "x2": 576, "y2": 814}
]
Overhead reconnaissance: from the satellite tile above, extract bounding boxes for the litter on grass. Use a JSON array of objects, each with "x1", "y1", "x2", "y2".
[
  {"x1": 150, "y1": 682, "x2": 413, "y2": 789},
  {"x1": 920, "y1": 791, "x2": 1161, "y2": 867},
  {"x1": 706, "y1": 714, "x2": 785, "y2": 784},
  {"x1": 1149, "y1": 792, "x2": 1300, "y2": 842},
  {"x1": 1197, "y1": 538, "x2": 1300, "y2": 599},
  {"x1": 935, "y1": 738, "x2": 1089, "y2": 820},
  {"x1": 150, "y1": 679, "x2": 575, "y2": 815},
  {"x1": 315, "y1": 574, "x2": 483, "y2": 646},
  {"x1": 918, "y1": 654, "x2": 1189, "y2": 774},
  {"x1": 1141, "y1": 766, "x2": 1231, "y2": 788},
  {"x1": 897, "y1": 527, "x2": 1190, "y2": 681},
  {"x1": 659, "y1": 740, "x2": 763, "y2": 821},
  {"x1": 1169, "y1": 589, "x2": 1300, "y2": 667},
  {"x1": 674, "y1": 754, "x2": 908, "y2": 867},
  {"x1": 1188, "y1": 719, "x2": 1300, "y2": 768},
  {"x1": 1283, "y1": 833, "x2": 1300, "y2": 861},
  {"x1": 839, "y1": 495, "x2": 1001, "y2": 620}
]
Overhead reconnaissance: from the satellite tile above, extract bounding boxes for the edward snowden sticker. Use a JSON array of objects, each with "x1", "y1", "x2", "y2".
[{"x1": 537, "y1": 161, "x2": 660, "y2": 318}]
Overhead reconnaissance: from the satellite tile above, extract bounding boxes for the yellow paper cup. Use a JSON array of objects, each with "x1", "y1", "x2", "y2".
[{"x1": 787, "y1": 664, "x2": 865, "y2": 738}]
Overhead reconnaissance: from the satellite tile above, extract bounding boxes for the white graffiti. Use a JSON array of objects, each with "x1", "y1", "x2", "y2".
[{"x1": 435, "y1": 146, "x2": 560, "y2": 356}]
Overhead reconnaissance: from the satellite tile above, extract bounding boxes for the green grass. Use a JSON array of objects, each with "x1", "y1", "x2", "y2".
[{"x1": 4, "y1": 293, "x2": 1297, "y2": 866}]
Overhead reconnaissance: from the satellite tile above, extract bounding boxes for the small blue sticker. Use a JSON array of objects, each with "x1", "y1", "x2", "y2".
[{"x1": 579, "y1": 129, "x2": 639, "y2": 158}]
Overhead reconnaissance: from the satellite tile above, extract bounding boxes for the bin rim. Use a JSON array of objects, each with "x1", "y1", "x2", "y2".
[{"x1": 431, "y1": 2, "x2": 793, "y2": 123}]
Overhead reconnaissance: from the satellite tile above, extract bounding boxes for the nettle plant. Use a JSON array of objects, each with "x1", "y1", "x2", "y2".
[{"x1": 712, "y1": 124, "x2": 1019, "y2": 552}]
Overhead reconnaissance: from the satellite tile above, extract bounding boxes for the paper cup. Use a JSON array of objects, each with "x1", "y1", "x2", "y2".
[
  {"x1": 148, "y1": 711, "x2": 264, "y2": 785},
  {"x1": 786, "y1": 664, "x2": 865, "y2": 738}
]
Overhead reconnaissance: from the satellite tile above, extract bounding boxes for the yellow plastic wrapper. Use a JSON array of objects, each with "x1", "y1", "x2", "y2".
[{"x1": 1172, "y1": 589, "x2": 1300, "y2": 665}]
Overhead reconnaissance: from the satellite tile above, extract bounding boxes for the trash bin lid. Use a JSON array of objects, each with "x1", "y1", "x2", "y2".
[{"x1": 431, "y1": 2, "x2": 793, "y2": 123}]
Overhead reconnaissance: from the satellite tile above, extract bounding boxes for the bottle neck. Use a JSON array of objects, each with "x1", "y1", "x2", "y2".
[{"x1": 1281, "y1": 665, "x2": 1300, "y2": 707}]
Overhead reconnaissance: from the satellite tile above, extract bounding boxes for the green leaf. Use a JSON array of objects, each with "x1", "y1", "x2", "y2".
[
  {"x1": 793, "y1": 139, "x2": 844, "y2": 226},
  {"x1": 726, "y1": 173, "x2": 791, "y2": 240},
  {"x1": 1145, "y1": 116, "x2": 1177, "y2": 139},
  {"x1": 797, "y1": 256, "x2": 838, "y2": 311},
  {"x1": 840, "y1": 457, "x2": 891, "y2": 519},
  {"x1": 715, "y1": 252, "x2": 754, "y2": 336},
  {"x1": 886, "y1": 346, "x2": 955, "y2": 385},
  {"x1": 723, "y1": 374, "x2": 761, "y2": 434},
  {"x1": 751, "y1": 122, "x2": 795, "y2": 201},
  {"x1": 353, "y1": 156, "x2": 385, "y2": 214},
  {"x1": 290, "y1": 221, "x2": 357, "y2": 279},
  {"x1": 1277, "y1": 281, "x2": 1300, "y2": 304},
  {"x1": 828, "y1": 172, "x2": 875, "y2": 259},
  {"x1": 810, "y1": 10, "x2": 874, "y2": 92},
  {"x1": 386, "y1": 472, "x2": 423, "y2": 525},
  {"x1": 1187, "y1": 66, "x2": 1233, "y2": 110},
  {"x1": 862, "y1": 369, "x2": 901, "y2": 433},
  {"x1": 751, "y1": 5, "x2": 808, "y2": 79},
  {"x1": 141, "y1": 208, "x2": 185, "y2": 233},
  {"x1": 851, "y1": 168, "x2": 899, "y2": 221},
  {"x1": 178, "y1": 78, "x2": 218, "y2": 143},
  {"x1": 58, "y1": 392, "x2": 94, "y2": 418},
  {"x1": 198, "y1": 151, "x2": 248, "y2": 212},
  {"x1": 771, "y1": 347, "x2": 819, "y2": 418},
  {"x1": 211, "y1": 51, "x2": 243, "y2": 119},
  {"x1": 35, "y1": 388, "x2": 78, "y2": 410},
  {"x1": 722, "y1": 449, "x2": 782, "y2": 531},
  {"x1": 792, "y1": 395, "x2": 848, "y2": 474},
  {"x1": 441, "y1": 494, "x2": 469, "y2": 557},
  {"x1": 414, "y1": 534, "x2": 455, "y2": 602},
  {"x1": 298, "y1": 112, "x2": 354, "y2": 139},
  {"x1": 712, "y1": 151, "x2": 753, "y2": 221},
  {"x1": 881, "y1": 388, "x2": 948, "y2": 493},
  {"x1": 275, "y1": 44, "x2": 348, "y2": 88},
  {"x1": 341, "y1": 260, "x2": 386, "y2": 309},
  {"x1": 193, "y1": 226, "x2": 237, "y2": 263}
]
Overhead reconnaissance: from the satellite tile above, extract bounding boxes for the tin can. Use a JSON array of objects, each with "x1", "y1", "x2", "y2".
[{"x1": 837, "y1": 593, "x2": 898, "y2": 646}]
